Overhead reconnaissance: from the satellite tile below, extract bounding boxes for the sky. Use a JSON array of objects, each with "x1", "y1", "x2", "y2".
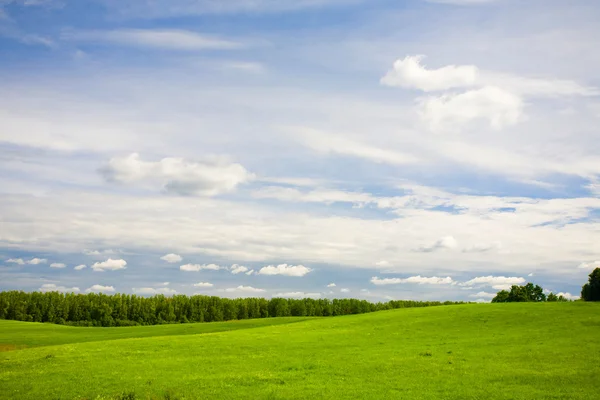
[{"x1": 1, "y1": 0, "x2": 599, "y2": 302}]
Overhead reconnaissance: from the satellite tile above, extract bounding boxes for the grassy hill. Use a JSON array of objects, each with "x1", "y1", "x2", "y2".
[{"x1": 1, "y1": 303, "x2": 598, "y2": 399}]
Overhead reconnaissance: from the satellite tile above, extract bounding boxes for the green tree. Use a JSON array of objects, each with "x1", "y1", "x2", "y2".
[
  {"x1": 581, "y1": 268, "x2": 600, "y2": 301},
  {"x1": 491, "y1": 290, "x2": 510, "y2": 303}
]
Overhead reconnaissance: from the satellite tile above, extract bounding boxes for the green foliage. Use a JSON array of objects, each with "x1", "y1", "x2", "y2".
[
  {"x1": 581, "y1": 268, "x2": 600, "y2": 301},
  {"x1": 0, "y1": 291, "x2": 467, "y2": 327},
  {"x1": 491, "y1": 290, "x2": 509, "y2": 303},
  {"x1": 491, "y1": 283, "x2": 547, "y2": 303},
  {"x1": 1, "y1": 303, "x2": 599, "y2": 399}
]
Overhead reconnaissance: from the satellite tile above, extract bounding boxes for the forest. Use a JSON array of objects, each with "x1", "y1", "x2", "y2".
[{"x1": 0, "y1": 291, "x2": 466, "y2": 327}]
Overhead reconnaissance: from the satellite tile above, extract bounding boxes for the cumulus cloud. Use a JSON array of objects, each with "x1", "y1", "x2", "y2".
[
  {"x1": 371, "y1": 276, "x2": 455, "y2": 285},
  {"x1": 50, "y1": 263, "x2": 66, "y2": 269},
  {"x1": 327, "y1": 283, "x2": 336, "y2": 287},
  {"x1": 83, "y1": 249, "x2": 117, "y2": 256},
  {"x1": 578, "y1": 261, "x2": 600, "y2": 270},
  {"x1": 381, "y1": 55, "x2": 478, "y2": 92},
  {"x1": 180, "y1": 263, "x2": 223, "y2": 271},
  {"x1": 133, "y1": 287, "x2": 177, "y2": 295},
  {"x1": 39, "y1": 283, "x2": 80, "y2": 293},
  {"x1": 258, "y1": 264, "x2": 312, "y2": 277},
  {"x1": 91, "y1": 258, "x2": 127, "y2": 272},
  {"x1": 27, "y1": 258, "x2": 48, "y2": 265},
  {"x1": 86, "y1": 284, "x2": 116, "y2": 293},
  {"x1": 414, "y1": 236, "x2": 458, "y2": 252},
  {"x1": 230, "y1": 264, "x2": 249, "y2": 274},
  {"x1": 62, "y1": 29, "x2": 242, "y2": 51},
  {"x1": 246, "y1": 269, "x2": 255, "y2": 275},
  {"x1": 295, "y1": 127, "x2": 419, "y2": 165},
  {"x1": 160, "y1": 253, "x2": 182, "y2": 263},
  {"x1": 420, "y1": 86, "x2": 523, "y2": 130},
  {"x1": 74, "y1": 264, "x2": 87, "y2": 270},
  {"x1": 6, "y1": 258, "x2": 25, "y2": 265},
  {"x1": 462, "y1": 241, "x2": 502, "y2": 253},
  {"x1": 192, "y1": 282, "x2": 213, "y2": 287},
  {"x1": 469, "y1": 291, "x2": 496, "y2": 299},
  {"x1": 275, "y1": 292, "x2": 321, "y2": 299},
  {"x1": 224, "y1": 285, "x2": 265, "y2": 293},
  {"x1": 460, "y1": 276, "x2": 526, "y2": 289},
  {"x1": 556, "y1": 292, "x2": 579, "y2": 300},
  {"x1": 100, "y1": 153, "x2": 254, "y2": 196},
  {"x1": 340, "y1": 288, "x2": 350, "y2": 293}
]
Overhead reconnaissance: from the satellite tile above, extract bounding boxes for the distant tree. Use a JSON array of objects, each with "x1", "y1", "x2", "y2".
[
  {"x1": 0, "y1": 290, "x2": 467, "y2": 326},
  {"x1": 491, "y1": 290, "x2": 510, "y2": 303},
  {"x1": 581, "y1": 268, "x2": 600, "y2": 301},
  {"x1": 492, "y1": 283, "x2": 546, "y2": 303},
  {"x1": 547, "y1": 293, "x2": 558, "y2": 302}
]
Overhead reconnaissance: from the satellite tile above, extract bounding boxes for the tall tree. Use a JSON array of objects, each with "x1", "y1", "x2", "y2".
[{"x1": 581, "y1": 268, "x2": 600, "y2": 301}]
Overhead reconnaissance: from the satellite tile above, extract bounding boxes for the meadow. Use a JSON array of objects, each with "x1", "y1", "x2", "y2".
[{"x1": 1, "y1": 302, "x2": 598, "y2": 399}]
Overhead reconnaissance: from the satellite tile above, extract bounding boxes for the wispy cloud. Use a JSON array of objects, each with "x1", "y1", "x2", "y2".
[{"x1": 61, "y1": 29, "x2": 242, "y2": 51}]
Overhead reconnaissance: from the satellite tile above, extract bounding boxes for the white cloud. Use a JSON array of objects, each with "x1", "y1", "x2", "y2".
[
  {"x1": 230, "y1": 264, "x2": 249, "y2": 274},
  {"x1": 223, "y1": 61, "x2": 265, "y2": 73},
  {"x1": 420, "y1": 86, "x2": 523, "y2": 130},
  {"x1": 556, "y1": 292, "x2": 579, "y2": 300},
  {"x1": 415, "y1": 236, "x2": 458, "y2": 252},
  {"x1": 160, "y1": 253, "x2": 182, "y2": 263},
  {"x1": 192, "y1": 282, "x2": 213, "y2": 287},
  {"x1": 469, "y1": 291, "x2": 496, "y2": 299},
  {"x1": 6, "y1": 258, "x2": 25, "y2": 265},
  {"x1": 133, "y1": 287, "x2": 177, "y2": 295},
  {"x1": 327, "y1": 283, "x2": 336, "y2": 287},
  {"x1": 97, "y1": 0, "x2": 362, "y2": 18},
  {"x1": 180, "y1": 263, "x2": 223, "y2": 271},
  {"x1": 293, "y1": 127, "x2": 419, "y2": 165},
  {"x1": 425, "y1": 0, "x2": 498, "y2": 4},
  {"x1": 578, "y1": 261, "x2": 600, "y2": 270},
  {"x1": 528, "y1": 272, "x2": 534, "y2": 277},
  {"x1": 62, "y1": 29, "x2": 242, "y2": 51},
  {"x1": 50, "y1": 263, "x2": 66, "y2": 269},
  {"x1": 91, "y1": 258, "x2": 127, "y2": 272},
  {"x1": 340, "y1": 288, "x2": 350, "y2": 293},
  {"x1": 371, "y1": 276, "x2": 455, "y2": 285},
  {"x1": 463, "y1": 242, "x2": 502, "y2": 253},
  {"x1": 39, "y1": 283, "x2": 80, "y2": 293},
  {"x1": 461, "y1": 276, "x2": 526, "y2": 289},
  {"x1": 27, "y1": 258, "x2": 47, "y2": 265},
  {"x1": 74, "y1": 264, "x2": 87, "y2": 270},
  {"x1": 258, "y1": 264, "x2": 312, "y2": 277},
  {"x1": 246, "y1": 270, "x2": 255, "y2": 275},
  {"x1": 86, "y1": 284, "x2": 116, "y2": 293},
  {"x1": 20, "y1": 34, "x2": 55, "y2": 48},
  {"x1": 275, "y1": 292, "x2": 321, "y2": 298},
  {"x1": 84, "y1": 249, "x2": 116, "y2": 256},
  {"x1": 224, "y1": 285, "x2": 265, "y2": 293},
  {"x1": 162, "y1": 282, "x2": 170, "y2": 285},
  {"x1": 381, "y1": 55, "x2": 478, "y2": 92},
  {"x1": 375, "y1": 260, "x2": 390, "y2": 267},
  {"x1": 101, "y1": 153, "x2": 254, "y2": 196}
]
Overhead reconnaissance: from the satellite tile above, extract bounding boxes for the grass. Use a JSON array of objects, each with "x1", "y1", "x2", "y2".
[
  {"x1": 0, "y1": 317, "x2": 315, "y2": 349},
  {"x1": 0, "y1": 303, "x2": 598, "y2": 399}
]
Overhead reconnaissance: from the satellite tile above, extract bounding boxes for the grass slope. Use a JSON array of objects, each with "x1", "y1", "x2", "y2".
[
  {"x1": 1, "y1": 303, "x2": 599, "y2": 400},
  {"x1": 0, "y1": 317, "x2": 315, "y2": 350}
]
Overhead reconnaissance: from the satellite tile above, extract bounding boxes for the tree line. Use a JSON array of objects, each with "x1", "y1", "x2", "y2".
[
  {"x1": 491, "y1": 268, "x2": 600, "y2": 303},
  {"x1": 0, "y1": 291, "x2": 467, "y2": 327}
]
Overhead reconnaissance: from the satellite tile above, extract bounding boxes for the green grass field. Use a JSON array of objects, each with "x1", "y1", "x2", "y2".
[{"x1": 1, "y1": 303, "x2": 598, "y2": 400}]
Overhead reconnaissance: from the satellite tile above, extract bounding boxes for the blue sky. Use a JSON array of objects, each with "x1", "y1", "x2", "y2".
[{"x1": 1, "y1": 0, "x2": 599, "y2": 301}]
